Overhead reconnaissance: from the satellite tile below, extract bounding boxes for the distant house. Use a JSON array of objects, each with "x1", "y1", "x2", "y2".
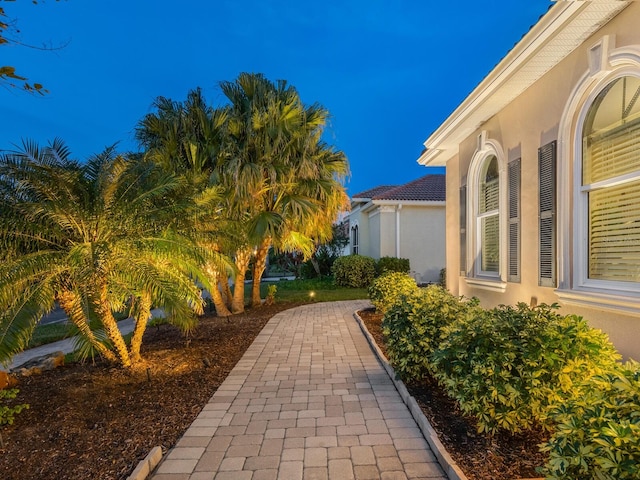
[
  {"x1": 418, "y1": 1, "x2": 640, "y2": 359},
  {"x1": 348, "y1": 175, "x2": 446, "y2": 284}
]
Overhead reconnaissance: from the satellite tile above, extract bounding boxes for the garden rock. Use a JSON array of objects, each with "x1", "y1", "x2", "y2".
[
  {"x1": 11, "y1": 351, "x2": 65, "y2": 376},
  {"x1": 0, "y1": 370, "x2": 18, "y2": 390}
]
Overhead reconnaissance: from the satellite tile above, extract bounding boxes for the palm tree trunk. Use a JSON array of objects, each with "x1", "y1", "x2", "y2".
[
  {"x1": 211, "y1": 276, "x2": 232, "y2": 317},
  {"x1": 129, "y1": 292, "x2": 152, "y2": 364},
  {"x1": 220, "y1": 274, "x2": 233, "y2": 309},
  {"x1": 205, "y1": 262, "x2": 232, "y2": 316},
  {"x1": 57, "y1": 290, "x2": 117, "y2": 363},
  {"x1": 231, "y1": 247, "x2": 252, "y2": 314},
  {"x1": 251, "y1": 238, "x2": 271, "y2": 307},
  {"x1": 94, "y1": 284, "x2": 132, "y2": 368}
]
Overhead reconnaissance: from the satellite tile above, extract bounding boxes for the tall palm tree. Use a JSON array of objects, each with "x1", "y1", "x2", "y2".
[
  {"x1": 0, "y1": 140, "x2": 212, "y2": 367},
  {"x1": 137, "y1": 89, "x2": 237, "y2": 316},
  {"x1": 219, "y1": 73, "x2": 350, "y2": 307}
]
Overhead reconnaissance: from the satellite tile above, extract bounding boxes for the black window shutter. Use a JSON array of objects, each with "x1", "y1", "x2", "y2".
[
  {"x1": 460, "y1": 185, "x2": 467, "y2": 276},
  {"x1": 508, "y1": 159, "x2": 521, "y2": 283},
  {"x1": 539, "y1": 142, "x2": 557, "y2": 287}
]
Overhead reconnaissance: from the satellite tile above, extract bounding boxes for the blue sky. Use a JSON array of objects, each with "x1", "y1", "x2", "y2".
[{"x1": 1, "y1": 1, "x2": 551, "y2": 195}]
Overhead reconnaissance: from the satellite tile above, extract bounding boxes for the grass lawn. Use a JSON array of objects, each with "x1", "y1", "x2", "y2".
[{"x1": 259, "y1": 277, "x2": 369, "y2": 303}]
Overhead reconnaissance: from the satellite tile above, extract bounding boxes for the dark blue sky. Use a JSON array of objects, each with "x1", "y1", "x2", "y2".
[{"x1": 1, "y1": 1, "x2": 551, "y2": 195}]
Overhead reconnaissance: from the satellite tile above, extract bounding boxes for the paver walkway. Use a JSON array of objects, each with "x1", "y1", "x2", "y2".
[{"x1": 152, "y1": 300, "x2": 447, "y2": 480}]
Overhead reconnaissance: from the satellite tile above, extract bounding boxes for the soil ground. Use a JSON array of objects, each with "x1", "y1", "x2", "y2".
[{"x1": 0, "y1": 302, "x2": 547, "y2": 480}]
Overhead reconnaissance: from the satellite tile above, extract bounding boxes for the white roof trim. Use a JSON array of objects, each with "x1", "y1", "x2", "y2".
[{"x1": 418, "y1": 0, "x2": 630, "y2": 166}]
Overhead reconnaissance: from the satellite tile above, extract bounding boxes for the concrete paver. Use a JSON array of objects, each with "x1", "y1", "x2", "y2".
[{"x1": 151, "y1": 300, "x2": 448, "y2": 479}]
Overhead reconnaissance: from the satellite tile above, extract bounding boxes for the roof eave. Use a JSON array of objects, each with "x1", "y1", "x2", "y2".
[{"x1": 417, "y1": 0, "x2": 630, "y2": 167}]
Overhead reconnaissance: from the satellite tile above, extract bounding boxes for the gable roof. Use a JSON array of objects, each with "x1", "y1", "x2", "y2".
[
  {"x1": 418, "y1": 0, "x2": 631, "y2": 167},
  {"x1": 373, "y1": 174, "x2": 446, "y2": 202}
]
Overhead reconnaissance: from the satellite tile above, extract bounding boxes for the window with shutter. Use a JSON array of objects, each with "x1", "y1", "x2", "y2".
[
  {"x1": 460, "y1": 185, "x2": 467, "y2": 275},
  {"x1": 477, "y1": 155, "x2": 500, "y2": 276},
  {"x1": 508, "y1": 159, "x2": 521, "y2": 282},
  {"x1": 539, "y1": 141, "x2": 557, "y2": 287}
]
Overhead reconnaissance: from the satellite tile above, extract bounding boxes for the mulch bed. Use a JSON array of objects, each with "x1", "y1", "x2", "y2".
[
  {"x1": 358, "y1": 307, "x2": 549, "y2": 480},
  {"x1": 0, "y1": 302, "x2": 302, "y2": 480}
]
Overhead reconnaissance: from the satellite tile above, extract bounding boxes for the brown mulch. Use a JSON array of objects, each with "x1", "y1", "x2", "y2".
[
  {"x1": 358, "y1": 307, "x2": 549, "y2": 480},
  {"x1": 0, "y1": 302, "x2": 303, "y2": 480}
]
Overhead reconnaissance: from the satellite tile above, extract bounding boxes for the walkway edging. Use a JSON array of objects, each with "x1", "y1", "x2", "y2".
[
  {"x1": 353, "y1": 310, "x2": 468, "y2": 480},
  {"x1": 127, "y1": 446, "x2": 162, "y2": 480}
]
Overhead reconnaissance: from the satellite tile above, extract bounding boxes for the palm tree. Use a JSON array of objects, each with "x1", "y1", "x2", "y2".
[
  {"x1": 137, "y1": 89, "x2": 238, "y2": 316},
  {"x1": 219, "y1": 73, "x2": 350, "y2": 307},
  {"x1": 0, "y1": 140, "x2": 212, "y2": 367}
]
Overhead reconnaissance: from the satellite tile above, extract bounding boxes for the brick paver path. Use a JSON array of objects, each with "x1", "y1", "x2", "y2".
[{"x1": 152, "y1": 300, "x2": 447, "y2": 480}]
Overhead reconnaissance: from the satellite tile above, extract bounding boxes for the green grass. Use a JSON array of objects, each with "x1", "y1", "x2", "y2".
[
  {"x1": 257, "y1": 277, "x2": 369, "y2": 303},
  {"x1": 28, "y1": 323, "x2": 72, "y2": 348}
]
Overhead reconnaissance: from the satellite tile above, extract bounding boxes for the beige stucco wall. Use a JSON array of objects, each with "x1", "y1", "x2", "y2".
[
  {"x1": 445, "y1": 3, "x2": 640, "y2": 360},
  {"x1": 400, "y1": 206, "x2": 446, "y2": 283},
  {"x1": 368, "y1": 210, "x2": 381, "y2": 258},
  {"x1": 349, "y1": 202, "x2": 446, "y2": 284}
]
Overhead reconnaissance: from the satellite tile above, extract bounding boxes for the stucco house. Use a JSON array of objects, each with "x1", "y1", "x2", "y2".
[
  {"x1": 348, "y1": 174, "x2": 446, "y2": 284},
  {"x1": 418, "y1": 0, "x2": 640, "y2": 360}
]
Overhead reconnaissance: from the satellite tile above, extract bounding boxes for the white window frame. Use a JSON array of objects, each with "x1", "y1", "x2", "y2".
[
  {"x1": 351, "y1": 224, "x2": 359, "y2": 255},
  {"x1": 464, "y1": 134, "x2": 508, "y2": 292},
  {"x1": 557, "y1": 39, "x2": 640, "y2": 312}
]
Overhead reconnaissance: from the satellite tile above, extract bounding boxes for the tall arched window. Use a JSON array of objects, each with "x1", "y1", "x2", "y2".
[
  {"x1": 351, "y1": 225, "x2": 359, "y2": 255},
  {"x1": 465, "y1": 136, "x2": 507, "y2": 290},
  {"x1": 582, "y1": 75, "x2": 640, "y2": 284},
  {"x1": 478, "y1": 155, "x2": 500, "y2": 275}
]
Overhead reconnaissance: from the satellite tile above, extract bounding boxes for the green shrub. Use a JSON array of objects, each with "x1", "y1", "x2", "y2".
[
  {"x1": 382, "y1": 285, "x2": 478, "y2": 382},
  {"x1": 0, "y1": 389, "x2": 29, "y2": 426},
  {"x1": 541, "y1": 361, "x2": 640, "y2": 480},
  {"x1": 368, "y1": 272, "x2": 418, "y2": 314},
  {"x1": 376, "y1": 256, "x2": 410, "y2": 275},
  {"x1": 431, "y1": 303, "x2": 620, "y2": 434},
  {"x1": 332, "y1": 255, "x2": 376, "y2": 288}
]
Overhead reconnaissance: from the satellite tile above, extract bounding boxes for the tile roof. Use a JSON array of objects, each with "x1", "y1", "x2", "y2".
[
  {"x1": 373, "y1": 174, "x2": 445, "y2": 202},
  {"x1": 351, "y1": 185, "x2": 398, "y2": 200}
]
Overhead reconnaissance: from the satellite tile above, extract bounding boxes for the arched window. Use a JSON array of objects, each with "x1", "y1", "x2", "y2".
[
  {"x1": 351, "y1": 225, "x2": 359, "y2": 255},
  {"x1": 464, "y1": 136, "x2": 507, "y2": 290},
  {"x1": 478, "y1": 155, "x2": 500, "y2": 275},
  {"x1": 581, "y1": 76, "x2": 640, "y2": 284}
]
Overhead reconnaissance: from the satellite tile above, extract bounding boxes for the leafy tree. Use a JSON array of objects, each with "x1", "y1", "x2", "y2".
[
  {"x1": 0, "y1": 140, "x2": 214, "y2": 367},
  {"x1": 0, "y1": 1, "x2": 65, "y2": 94}
]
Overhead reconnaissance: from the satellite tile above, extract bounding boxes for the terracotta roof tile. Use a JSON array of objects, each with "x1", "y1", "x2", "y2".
[
  {"x1": 372, "y1": 174, "x2": 445, "y2": 201},
  {"x1": 351, "y1": 185, "x2": 398, "y2": 199}
]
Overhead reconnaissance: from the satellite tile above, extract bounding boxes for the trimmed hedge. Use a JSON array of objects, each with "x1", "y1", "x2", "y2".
[
  {"x1": 368, "y1": 272, "x2": 418, "y2": 314},
  {"x1": 331, "y1": 255, "x2": 376, "y2": 288},
  {"x1": 541, "y1": 361, "x2": 640, "y2": 480},
  {"x1": 381, "y1": 285, "x2": 478, "y2": 382},
  {"x1": 375, "y1": 256, "x2": 410, "y2": 275},
  {"x1": 431, "y1": 303, "x2": 620, "y2": 434}
]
